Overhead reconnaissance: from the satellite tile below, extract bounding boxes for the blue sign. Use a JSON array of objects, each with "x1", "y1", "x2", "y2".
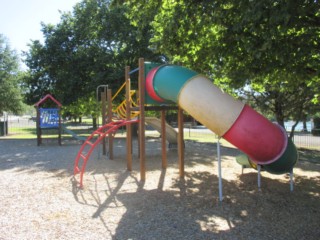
[{"x1": 40, "y1": 108, "x2": 59, "y2": 128}]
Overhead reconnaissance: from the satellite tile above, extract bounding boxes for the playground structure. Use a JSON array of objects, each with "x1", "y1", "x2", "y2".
[
  {"x1": 74, "y1": 58, "x2": 298, "y2": 199},
  {"x1": 34, "y1": 94, "x2": 62, "y2": 146},
  {"x1": 74, "y1": 59, "x2": 183, "y2": 187}
]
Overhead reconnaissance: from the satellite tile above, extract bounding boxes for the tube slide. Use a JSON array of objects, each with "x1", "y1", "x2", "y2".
[{"x1": 146, "y1": 65, "x2": 298, "y2": 174}]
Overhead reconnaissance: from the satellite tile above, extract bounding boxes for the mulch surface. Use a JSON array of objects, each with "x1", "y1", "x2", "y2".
[{"x1": 0, "y1": 138, "x2": 319, "y2": 239}]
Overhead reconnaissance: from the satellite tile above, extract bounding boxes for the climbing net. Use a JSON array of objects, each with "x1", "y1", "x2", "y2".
[{"x1": 112, "y1": 82, "x2": 140, "y2": 120}]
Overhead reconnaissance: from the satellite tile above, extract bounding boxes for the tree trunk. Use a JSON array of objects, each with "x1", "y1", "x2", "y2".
[
  {"x1": 92, "y1": 117, "x2": 97, "y2": 129},
  {"x1": 289, "y1": 120, "x2": 299, "y2": 139},
  {"x1": 302, "y1": 115, "x2": 308, "y2": 132},
  {"x1": 274, "y1": 103, "x2": 285, "y2": 128},
  {"x1": 274, "y1": 95, "x2": 296, "y2": 138}
]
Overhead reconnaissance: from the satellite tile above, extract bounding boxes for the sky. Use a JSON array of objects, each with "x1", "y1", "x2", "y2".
[{"x1": 0, "y1": 0, "x2": 81, "y2": 54}]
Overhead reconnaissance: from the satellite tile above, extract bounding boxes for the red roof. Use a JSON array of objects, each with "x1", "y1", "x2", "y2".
[{"x1": 34, "y1": 94, "x2": 62, "y2": 107}]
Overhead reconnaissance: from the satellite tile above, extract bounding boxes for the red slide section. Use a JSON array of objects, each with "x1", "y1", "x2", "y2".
[
  {"x1": 223, "y1": 105, "x2": 287, "y2": 165},
  {"x1": 74, "y1": 120, "x2": 138, "y2": 188}
]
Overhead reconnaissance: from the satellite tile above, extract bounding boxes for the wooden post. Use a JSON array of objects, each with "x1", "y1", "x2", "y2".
[
  {"x1": 107, "y1": 89, "x2": 114, "y2": 160},
  {"x1": 178, "y1": 107, "x2": 184, "y2": 178},
  {"x1": 125, "y1": 66, "x2": 133, "y2": 171},
  {"x1": 138, "y1": 58, "x2": 146, "y2": 181},
  {"x1": 136, "y1": 90, "x2": 140, "y2": 158},
  {"x1": 101, "y1": 90, "x2": 107, "y2": 155},
  {"x1": 58, "y1": 107, "x2": 62, "y2": 146},
  {"x1": 36, "y1": 107, "x2": 41, "y2": 146},
  {"x1": 161, "y1": 109, "x2": 167, "y2": 169}
]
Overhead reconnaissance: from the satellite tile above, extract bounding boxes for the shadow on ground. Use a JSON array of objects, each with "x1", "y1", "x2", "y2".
[
  {"x1": 1, "y1": 139, "x2": 320, "y2": 239},
  {"x1": 72, "y1": 168, "x2": 320, "y2": 240}
]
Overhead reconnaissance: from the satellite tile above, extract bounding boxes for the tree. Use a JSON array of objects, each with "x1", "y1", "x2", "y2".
[
  {"x1": 119, "y1": 0, "x2": 320, "y2": 136},
  {"x1": 238, "y1": 76, "x2": 315, "y2": 138},
  {"x1": 0, "y1": 34, "x2": 24, "y2": 114},
  {"x1": 23, "y1": 0, "x2": 162, "y2": 108},
  {"x1": 62, "y1": 95, "x2": 100, "y2": 128},
  {"x1": 216, "y1": 0, "x2": 320, "y2": 135}
]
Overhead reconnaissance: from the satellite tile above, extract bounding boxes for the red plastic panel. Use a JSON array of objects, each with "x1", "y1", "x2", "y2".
[
  {"x1": 145, "y1": 66, "x2": 165, "y2": 103},
  {"x1": 223, "y1": 105, "x2": 287, "y2": 164}
]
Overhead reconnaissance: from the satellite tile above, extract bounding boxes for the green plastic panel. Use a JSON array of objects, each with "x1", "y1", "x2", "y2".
[
  {"x1": 152, "y1": 65, "x2": 198, "y2": 102},
  {"x1": 263, "y1": 138, "x2": 298, "y2": 174}
]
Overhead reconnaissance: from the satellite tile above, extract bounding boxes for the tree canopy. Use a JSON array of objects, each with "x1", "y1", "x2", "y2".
[
  {"x1": 23, "y1": 0, "x2": 163, "y2": 106},
  {"x1": 118, "y1": 0, "x2": 320, "y2": 129},
  {"x1": 22, "y1": 0, "x2": 320, "y2": 133},
  {"x1": 0, "y1": 34, "x2": 24, "y2": 114}
]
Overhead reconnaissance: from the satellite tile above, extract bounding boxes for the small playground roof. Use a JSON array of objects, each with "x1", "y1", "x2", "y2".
[{"x1": 34, "y1": 94, "x2": 62, "y2": 107}]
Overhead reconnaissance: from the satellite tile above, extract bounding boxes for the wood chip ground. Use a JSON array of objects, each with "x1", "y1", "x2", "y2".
[{"x1": 0, "y1": 138, "x2": 319, "y2": 239}]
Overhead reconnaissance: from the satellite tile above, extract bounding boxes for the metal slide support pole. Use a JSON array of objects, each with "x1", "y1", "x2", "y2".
[
  {"x1": 257, "y1": 165, "x2": 261, "y2": 190},
  {"x1": 96, "y1": 84, "x2": 108, "y2": 128},
  {"x1": 101, "y1": 90, "x2": 107, "y2": 156},
  {"x1": 217, "y1": 137, "x2": 223, "y2": 202},
  {"x1": 138, "y1": 58, "x2": 146, "y2": 181},
  {"x1": 96, "y1": 84, "x2": 108, "y2": 159},
  {"x1": 290, "y1": 169, "x2": 294, "y2": 192}
]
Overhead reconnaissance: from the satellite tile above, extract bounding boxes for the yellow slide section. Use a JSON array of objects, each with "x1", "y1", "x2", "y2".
[{"x1": 145, "y1": 117, "x2": 177, "y2": 146}]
